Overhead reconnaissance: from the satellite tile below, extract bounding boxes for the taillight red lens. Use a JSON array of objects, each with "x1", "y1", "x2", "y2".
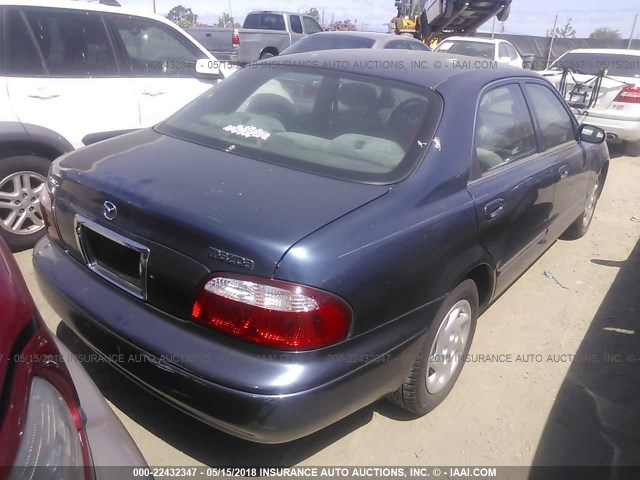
[
  {"x1": 191, "y1": 274, "x2": 352, "y2": 350},
  {"x1": 232, "y1": 30, "x2": 239, "y2": 46},
  {"x1": 614, "y1": 86, "x2": 640, "y2": 104}
]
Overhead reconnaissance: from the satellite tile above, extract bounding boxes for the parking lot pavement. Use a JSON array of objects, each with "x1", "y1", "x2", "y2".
[{"x1": 13, "y1": 145, "x2": 640, "y2": 468}]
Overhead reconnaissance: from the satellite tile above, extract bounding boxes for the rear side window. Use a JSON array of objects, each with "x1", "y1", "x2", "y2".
[
  {"x1": 108, "y1": 15, "x2": 204, "y2": 77},
  {"x1": 385, "y1": 40, "x2": 416, "y2": 50},
  {"x1": 284, "y1": 35, "x2": 375, "y2": 54},
  {"x1": 525, "y1": 84, "x2": 575, "y2": 150},
  {"x1": 6, "y1": 7, "x2": 117, "y2": 77},
  {"x1": 244, "y1": 14, "x2": 286, "y2": 31},
  {"x1": 438, "y1": 41, "x2": 495, "y2": 60},
  {"x1": 475, "y1": 84, "x2": 537, "y2": 173},
  {"x1": 290, "y1": 15, "x2": 303, "y2": 34}
]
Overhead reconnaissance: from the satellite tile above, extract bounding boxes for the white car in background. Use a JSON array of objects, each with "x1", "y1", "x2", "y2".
[
  {"x1": 434, "y1": 36, "x2": 523, "y2": 68},
  {"x1": 0, "y1": 0, "x2": 233, "y2": 250},
  {"x1": 540, "y1": 49, "x2": 640, "y2": 157}
]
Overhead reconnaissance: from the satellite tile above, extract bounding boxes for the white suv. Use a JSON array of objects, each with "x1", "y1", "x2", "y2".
[{"x1": 0, "y1": 0, "x2": 232, "y2": 250}]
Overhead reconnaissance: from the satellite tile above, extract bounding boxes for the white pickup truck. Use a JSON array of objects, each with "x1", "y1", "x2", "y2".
[{"x1": 187, "y1": 11, "x2": 324, "y2": 64}]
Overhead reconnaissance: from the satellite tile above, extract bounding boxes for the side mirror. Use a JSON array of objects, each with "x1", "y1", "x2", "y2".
[
  {"x1": 579, "y1": 124, "x2": 606, "y2": 144},
  {"x1": 195, "y1": 59, "x2": 223, "y2": 79}
]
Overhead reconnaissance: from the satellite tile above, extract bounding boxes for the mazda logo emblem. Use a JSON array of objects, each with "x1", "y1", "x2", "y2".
[{"x1": 103, "y1": 201, "x2": 117, "y2": 221}]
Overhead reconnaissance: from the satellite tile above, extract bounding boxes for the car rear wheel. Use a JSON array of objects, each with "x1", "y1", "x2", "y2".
[
  {"x1": 562, "y1": 171, "x2": 602, "y2": 240},
  {"x1": 260, "y1": 52, "x2": 275, "y2": 60},
  {"x1": 389, "y1": 279, "x2": 478, "y2": 415},
  {"x1": 0, "y1": 155, "x2": 51, "y2": 251}
]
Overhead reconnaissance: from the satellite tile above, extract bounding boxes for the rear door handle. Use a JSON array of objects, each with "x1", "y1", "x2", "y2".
[
  {"x1": 484, "y1": 198, "x2": 505, "y2": 220},
  {"x1": 559, "y1": 165, "x2": 570, "y2": 179},
  {"x1": 142, "y1": 90, "x2": 165, "y2": 97},
  {"x1": 27, "y1": 88, "x2": 60, "y2": 99}
]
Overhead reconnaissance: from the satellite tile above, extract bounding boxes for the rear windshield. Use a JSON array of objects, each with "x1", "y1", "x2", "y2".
[
  {"x1": 243, "y1": 13, "x2": 286, "y2": 31},
  {"x1": 436, "y1": 41, "x2": 495, "y2": 60},
  {"x1": 158, "y1": 66, "x2": 442, "y2": 184},
  {"x1": 284, "y1": 35, "x2": 376, "y2": 54},
  {"x1": 550, "y1": 52, "x2": 640, "y2": 77}
]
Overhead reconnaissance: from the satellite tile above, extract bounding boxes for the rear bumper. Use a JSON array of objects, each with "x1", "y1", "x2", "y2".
[
  {"x1": 34, "y1": 238, "x2": 428, "y2": 443},
  {"x1": 575, "y1": 112, "x2": 640, "y2": 143}
]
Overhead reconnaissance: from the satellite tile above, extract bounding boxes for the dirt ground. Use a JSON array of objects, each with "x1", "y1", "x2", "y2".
[{"x1": 13, "y1": 144, "x2": 640, "y2": 469}]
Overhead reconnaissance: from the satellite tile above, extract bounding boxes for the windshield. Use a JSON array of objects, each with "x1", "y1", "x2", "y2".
[
  {"x1": 283, "y1": 35, "x2": 375, "y2": 54},
  {"x1": 550, "y1": 52, "x2": 640, "y2": 77},
  {"x1": 158, "y1": 65, "x2": 442, "y2": 184},
  {"x1": 436, "y1": 41, "x2": 495, "y2": 60}
]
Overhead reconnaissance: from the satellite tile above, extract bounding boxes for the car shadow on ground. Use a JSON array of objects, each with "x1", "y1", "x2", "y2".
[
  {"x1": 56, "y1": 323, "x2": 416, "y2": 466},
  {"x1": 529, "y1": 238, "x2": 640, "y2": 477},
  {"x1": 606, "y1": 142, "x2": 627, "y2": 160}
]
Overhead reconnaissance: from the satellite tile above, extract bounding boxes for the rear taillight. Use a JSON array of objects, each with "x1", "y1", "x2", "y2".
[
  {"x1": 614, "y1": 86, "x2": 640, "y2": 104},
  {"x1": 39, "y1": 169, "x2": 64, "y2": 245},
  {"x1": 191, "y1": 273, "x2": 352, "y2": 350},
  {"x1": 2, "y1": 328, "x2": 91, "y2": 479},
  {"x1": 232, "y1": 30, "x2": 239, "y2": 46},
  {"x1": 9, "y1": 378, "x2": 86, "y2": 479}
]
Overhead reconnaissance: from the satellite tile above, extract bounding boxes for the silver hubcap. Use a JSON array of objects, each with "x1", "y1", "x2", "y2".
[
  {"x1": 0, "y1": 171, "x2": 46, "y2": 235},
  {"x1": 583, "y1": 178, "x2": 599, "y2": 228},
  {"x1": 426, "y1": 300, "x2": 472, "y2": 394}
]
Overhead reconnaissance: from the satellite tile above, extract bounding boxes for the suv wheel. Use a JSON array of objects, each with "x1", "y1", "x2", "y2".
[
  {"x1": 389, "y1": 279, "x2": 479, "y2": 415},
  {"x1": 0, "y1": 155, "x2": 51, "y2": 251}
]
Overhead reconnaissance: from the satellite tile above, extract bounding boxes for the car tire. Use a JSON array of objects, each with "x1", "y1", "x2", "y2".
[
  {"x1": 625, "y1": 140, "x2": 640, "y2": 157},
  {"x1": 442, "y1": 0, "x2": 455, "y2": 19},
  {"x1": 260, "y1": 52, "x2": 275, "y2": 60},
  {"x1": 389, "y1": 279, "x2": 478, "y2": 415},
  {"x1": 0, "y1": 155, "x2": 51, "y2": 251},
  {"x1": 561, "y1": 170, "x2": 602, "y2": 240},
  {"x1": 496, "y1": 3, "x2": 511, "y2": 22}
]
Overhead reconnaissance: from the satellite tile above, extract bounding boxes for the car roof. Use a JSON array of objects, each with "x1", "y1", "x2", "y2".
[
  {"x1": 263, "y1": 49, "x2": 541, "y2": 88},
  {"x1": 312, "y1": 31, "x2": 409, "y2": 41},
  {"x1": 0, "y1": 0, "x2": 155, "y2": 16},
  {"x1": 560, "y1": 48, "x2": 640, "y2": 56},
  {"x1": 440, "y1": 36, "x2": 505, "y2": 45},
  {"x1": 247, "y1": 10, "x2": 314, "y2": 16}
]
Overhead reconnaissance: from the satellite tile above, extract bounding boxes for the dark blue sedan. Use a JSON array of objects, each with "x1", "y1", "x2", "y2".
[{"x1": 34, "y1": 50, "x2": 609, "y2": 443}]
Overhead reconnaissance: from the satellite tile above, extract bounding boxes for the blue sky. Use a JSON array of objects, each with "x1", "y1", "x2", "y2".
[{"x1": 119, "y1": 0, "x2": 640, "y2": 38}]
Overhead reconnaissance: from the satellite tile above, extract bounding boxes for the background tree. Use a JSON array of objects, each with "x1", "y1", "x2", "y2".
[
  {"x1": 216, "y1": 12, "x2": 240, "y2": 28},
  {"x1": 304, "y1": 7, "x2": 321, "y2": 22},
  {"x1": 546, "y1": 18, "x2": 576, "y2": 38},
  {"x1": 166, "y1": 5, "x2": 198, "y2": 28},
  {"x1": 328, "y1": 19, "x2": 357, "y2": 31},
  {"x1": 589, "y1": 27, "x2": 621, "y2": 39}
]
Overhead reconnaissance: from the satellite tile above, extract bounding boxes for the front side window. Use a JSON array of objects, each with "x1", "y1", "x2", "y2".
[
  {"x1": 303, "y1": 17, "x2": 323, "y2": 34},
  {"x1": 158, "y1": 67, "x2": 442, "y2": 184},
  {"x1": 505, "y1": 44, "x2": 518, "y2": 60},
  {"x1": 525, "y1": 83, "x2": 576, "y2": 150},
  {"x1": 7, "y1": 7, "x2": 117, "y2": 76},
  {"x1": 475, "y1": 84, "x2": 537, "y2": 173},
  {"x1": 108, "y1": 15, "x2": 204, "y2": 77}
]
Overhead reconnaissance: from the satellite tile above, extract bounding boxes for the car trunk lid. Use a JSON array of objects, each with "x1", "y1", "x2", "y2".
[{"x1": 52, "y1": 129, "x2": 389, "y2": 317}]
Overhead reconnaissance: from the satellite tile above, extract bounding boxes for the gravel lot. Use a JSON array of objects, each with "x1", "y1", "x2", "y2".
[{"x1": 13, "y1": 144, "x2": 640, "y2": 469}]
